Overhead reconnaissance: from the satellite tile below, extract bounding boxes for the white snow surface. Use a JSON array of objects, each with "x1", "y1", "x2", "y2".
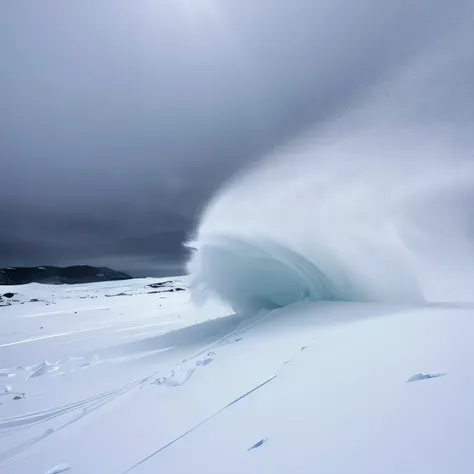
[{"x1": 1, "y1": 277, "x2": 474, "y2": 473}]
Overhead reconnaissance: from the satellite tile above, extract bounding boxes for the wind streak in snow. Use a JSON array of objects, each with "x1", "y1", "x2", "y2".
[{"x1": 122, "y1": 374, "x2": 277, "y2": 473}]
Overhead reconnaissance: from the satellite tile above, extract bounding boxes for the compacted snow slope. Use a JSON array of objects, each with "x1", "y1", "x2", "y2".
[{"x1": 1, "y1": 279, "x2": 473, "y2": 473}]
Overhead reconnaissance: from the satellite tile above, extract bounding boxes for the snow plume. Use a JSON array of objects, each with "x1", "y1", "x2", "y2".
[{"x1": 187, "y1": 24, "x2": 474, "y2": 313}]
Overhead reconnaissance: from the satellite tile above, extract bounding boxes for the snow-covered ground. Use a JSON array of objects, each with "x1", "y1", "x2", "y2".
[{"x1": 1, "y1": 278, "x2": 473, "y2": 473}]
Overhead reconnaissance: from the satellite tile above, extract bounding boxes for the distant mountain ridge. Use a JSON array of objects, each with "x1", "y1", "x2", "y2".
[{"x1": 0, "y1": 265, "x2": 132, "y2": 285}]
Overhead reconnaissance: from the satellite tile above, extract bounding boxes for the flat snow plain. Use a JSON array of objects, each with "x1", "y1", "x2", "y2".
[{"x1": 1, "y1": 278, "x2": 473, "y2": 473}]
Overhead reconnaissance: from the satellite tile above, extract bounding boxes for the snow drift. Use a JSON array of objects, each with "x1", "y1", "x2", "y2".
[{"x1": 187, "y1": 23, "x2": 474, "y2": 313}]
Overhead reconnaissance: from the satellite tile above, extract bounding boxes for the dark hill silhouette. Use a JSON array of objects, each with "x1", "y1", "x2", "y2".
[{"x1": 0, "y1": 265, "x2": 132, "y2": 285}]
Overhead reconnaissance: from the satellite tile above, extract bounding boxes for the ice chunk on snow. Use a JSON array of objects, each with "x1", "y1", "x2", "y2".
[
  {"x1": 44, "y1": 463, "x2": 71, "y2": 474},
  {"x1": 248, "y1": 438, "x2": 268, "y2": 451},
  {"x1": 0, "y1": 384, "x2": 12, "y2": 394},
  {"x1": 407, "y1": 372, "x2": 445, "y2": 382},
  {"x1": 162, "y1": 368, "x2": 196, "y2": 387},
  {"x1": 27, "y1": 361, "x2": 58, "y2": 378}
]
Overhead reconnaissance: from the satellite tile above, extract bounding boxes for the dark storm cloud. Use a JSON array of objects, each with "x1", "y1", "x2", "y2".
[{"x1": 1, "y1": 0, "x2": 472, "y2": 275}]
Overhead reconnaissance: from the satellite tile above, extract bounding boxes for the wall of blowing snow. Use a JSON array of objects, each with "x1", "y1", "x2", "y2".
[{"x1": 187, "y1": 14, "x2": 474, "y2": 313}]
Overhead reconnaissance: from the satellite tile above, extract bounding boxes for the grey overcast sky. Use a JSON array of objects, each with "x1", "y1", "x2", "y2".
[{"x1": 1, "y1": 0, "x2": 472, "y2": 275}]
